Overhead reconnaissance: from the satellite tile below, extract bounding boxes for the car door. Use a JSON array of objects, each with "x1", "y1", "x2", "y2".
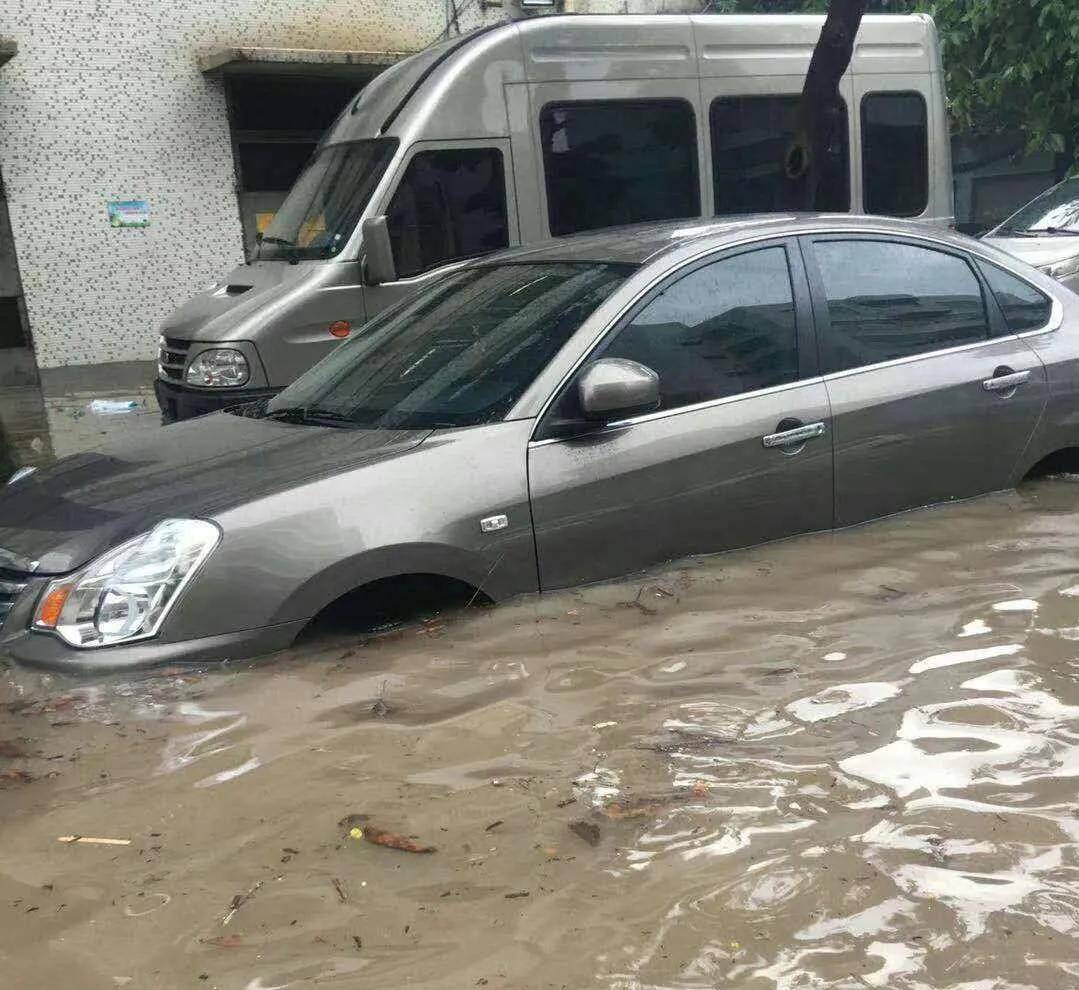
[
  {"x1": 802, "y1": 234, "x2": 1048, "y2": 527},
  {"x1": 527, "y1": 239, "x2": 834, "y2": 591},
  {"x1": 364, "y1": 139, "x2": 519, "y2": 317}
]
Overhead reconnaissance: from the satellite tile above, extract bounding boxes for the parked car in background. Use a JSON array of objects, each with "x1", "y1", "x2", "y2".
[
  {"x1": 983, "y1": 176, "x2": 1079, "y2": 293},
  {"x1": 3, "y1": 214, "x2": 1071, "y2": 674},
  {"x1": 154, "y1": 12, "x2": 953, "y2": 422}
]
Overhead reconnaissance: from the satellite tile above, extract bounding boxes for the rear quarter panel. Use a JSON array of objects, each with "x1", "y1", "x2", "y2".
[{"x1": 1007, "y1": 286, "x2": 1079, "y2": 479}]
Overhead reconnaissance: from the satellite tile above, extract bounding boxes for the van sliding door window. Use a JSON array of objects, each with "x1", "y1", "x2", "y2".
[
  {"x1": 710, "y1": 96, "x2": 850, "y2": 215},
  {"x1": 386, "y1": 148, "x2": 509, "y2": 279},
  {"x1": 540, "y1": 100, "x2": 699, "y2": 237},
  {"x1": 861, "y1": 92, "x2": 928, "y2": 217}
]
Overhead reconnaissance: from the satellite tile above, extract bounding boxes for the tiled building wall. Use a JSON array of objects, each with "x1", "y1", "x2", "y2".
[{"x1": 0, "y1": 0, "x2": 494, "y2": 368}]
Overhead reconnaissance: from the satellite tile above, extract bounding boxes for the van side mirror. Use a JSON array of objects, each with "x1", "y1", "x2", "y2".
[
  {"x1": 361, "y1": 216, "x2": 397, "y2": 285},
  {"x1": 578, "y1": 358, "x2": 660, "y2": 421}
]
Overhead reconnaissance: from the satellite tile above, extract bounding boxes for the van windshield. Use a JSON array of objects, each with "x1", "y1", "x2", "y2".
[
  {"x1": 255, "y1": 138, "x2": 398, "y2": 261},
  {"x1": 260, "y1": 262, "x2": 633, "y2": 429}
]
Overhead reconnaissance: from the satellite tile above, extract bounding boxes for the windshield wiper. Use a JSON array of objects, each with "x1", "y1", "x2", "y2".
[
  {"x1": 1025, "y1": 226, "x2": 1079, "y2": 236},
  {"x1": 263, "y1": 405, "x2": 357, "y2": 428},
  {"x1": 260, "y1": 235, "x2": 296, "y2": 246}
]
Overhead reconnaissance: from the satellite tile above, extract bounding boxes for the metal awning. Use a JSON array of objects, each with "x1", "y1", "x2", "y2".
[
  {"x1": 0, "y1": 40, "x2": 17, "y2": 68},
  {"x1": 198, "y1": 46, "x2": 411, "y2": 80}
]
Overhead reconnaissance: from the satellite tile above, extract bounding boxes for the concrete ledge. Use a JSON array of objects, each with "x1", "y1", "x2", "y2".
[
  {"x1": 198, "y1": 46, "x2": 410, "y2": 79},
  {"x1": 39, "y1": 360, "x2": 156, "y2": 399}
]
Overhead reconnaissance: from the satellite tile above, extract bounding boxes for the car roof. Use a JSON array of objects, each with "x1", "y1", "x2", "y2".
[{"x1": 478, "y1": 214, "x2": 979, "y2": 268}]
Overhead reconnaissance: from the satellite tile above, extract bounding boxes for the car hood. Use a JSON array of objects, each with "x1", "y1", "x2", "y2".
[
  {"x1": 0, "y1": 413, "x2": 430, "y2": 574},
  {"x1": 982, "y1": 234, "x2": 1079, "y2": 270}
]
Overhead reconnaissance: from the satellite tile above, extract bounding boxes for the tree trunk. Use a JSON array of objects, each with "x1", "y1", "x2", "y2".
[{"x1": 786, "y1": 0, "x2": 867, "y2": 210}]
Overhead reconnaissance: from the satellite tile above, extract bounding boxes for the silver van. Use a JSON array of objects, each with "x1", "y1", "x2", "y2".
[{"x1": 155, "y1": 12, "x2": 953, "y2": 421}]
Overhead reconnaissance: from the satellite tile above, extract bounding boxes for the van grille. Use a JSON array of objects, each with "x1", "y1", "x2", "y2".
[
  {"x1": 159, "y1": 336, "x2": 190, "y2": 381},
  {"x1": 0, "y1": 566, "x2": 30, "y2": 631}
]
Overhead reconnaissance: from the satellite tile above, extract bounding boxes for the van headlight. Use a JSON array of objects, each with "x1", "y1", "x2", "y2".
[
  {"x1": 186, "y1": 348, "x2": 250, "y2": 388},
  {"x1": 33, "y1": 519, "x2": 220, "y2": 648}
]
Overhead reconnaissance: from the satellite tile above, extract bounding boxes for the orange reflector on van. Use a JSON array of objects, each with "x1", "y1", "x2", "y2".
[
  {"x1": 329, "y1": 321, "x2": 351, "y2": 338},
  {"x1": 36, "y1": 584, "x2": 73, "y2": 628}
]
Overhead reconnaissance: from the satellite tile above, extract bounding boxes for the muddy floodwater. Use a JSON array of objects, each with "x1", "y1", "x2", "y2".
[{"x1": 3, "y1": 480, "x2": 1079, "y2": 989}]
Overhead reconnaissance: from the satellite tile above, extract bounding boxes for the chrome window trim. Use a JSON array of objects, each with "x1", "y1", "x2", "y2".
[
  {"x1": 819, "y1": 332, "x2": 1033, "y2": 384},
  {"x1": 526, "y1": 223, "x2": 1067, "y2": 443},
  {"x1": 529, "y1": 375, "x2": 823, "y2": 448}
]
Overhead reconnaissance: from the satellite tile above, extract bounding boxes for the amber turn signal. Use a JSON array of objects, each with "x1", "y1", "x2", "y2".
[
  {"x1": 328, "y1": 320, "x2": 351, "y2": 338},
  {"x1": 35, "y1": 584, "x2": 73, "y2": 628}
]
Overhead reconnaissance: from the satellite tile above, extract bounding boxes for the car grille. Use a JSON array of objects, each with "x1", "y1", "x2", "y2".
[
  {"x1": 0, "y1": 565, "x2": 30, "y2": 631},
  {"x1": 159, "y1": 336, "x2": 190, "y2": 381}
]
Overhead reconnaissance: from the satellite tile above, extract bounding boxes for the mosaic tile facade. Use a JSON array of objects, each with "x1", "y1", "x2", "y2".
[{"x1": 0, "y1": 0, "x2": 495, "y2": 367}]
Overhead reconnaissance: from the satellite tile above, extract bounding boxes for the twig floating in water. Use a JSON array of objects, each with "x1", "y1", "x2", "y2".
[{"x1": 57, "y1": 836, "x2": 131, "y2": 846}]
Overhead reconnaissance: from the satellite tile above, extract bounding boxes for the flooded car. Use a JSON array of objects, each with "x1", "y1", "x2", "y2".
[
  {"x1": 1, "y1": 214, "x2": 1076, "y2": 673},
  {"x1": 983, "y1": 176, "x2": 1079, "y2": 292}
]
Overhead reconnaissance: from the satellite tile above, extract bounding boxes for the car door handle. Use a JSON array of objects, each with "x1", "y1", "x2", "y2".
[
  {"x1": 982, "y1": 370, "x2": 1031, "y2": 393},
  {"x1": 762, "y1": 421, "x2": 826, "y2": 449}
]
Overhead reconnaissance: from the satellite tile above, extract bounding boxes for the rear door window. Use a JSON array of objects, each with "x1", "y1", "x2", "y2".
[
  {"x1": 540, "y1": 100, "x2": 699, "y2": 237},
  {"x1": 977, "y1": 261, "x2": 1053, "y2": 333},
  {"x1": 861, "y1": 93, "x2": 928, "y2": 217},
  {"x1": 386, "y1": 147, "x2": 508, "y2": 279},
  {"x1": 599, "y1": 246, "x2": 799, "y2": 412},
  {"x1": 814, "y1": 239, "x2": 989, "y2": 373},
  {"x1": 711, "y1": 96, "x2": 850, "y2": 214}
]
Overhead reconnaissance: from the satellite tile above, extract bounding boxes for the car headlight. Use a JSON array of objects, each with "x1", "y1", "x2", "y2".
[
  {"x1": 186, "y1": 348, "x2": 250, "y2": 388},
  {"x1": 1039, "y1": 255, "x2": 1079, "y2": 280},
  {"x1": 33, "y1": 519, "x2": 220, "y2": 648}
]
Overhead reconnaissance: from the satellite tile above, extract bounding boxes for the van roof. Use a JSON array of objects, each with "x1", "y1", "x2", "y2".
[
  {"x1": 332, "y1": 12, "x2": 940, "y2": 145},
  {"x1": 476, "y1": 214, "x2": 968, "y2": 267}
]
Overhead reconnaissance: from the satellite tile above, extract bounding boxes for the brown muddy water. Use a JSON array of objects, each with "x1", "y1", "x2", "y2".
[{"x1": 3, "y1": 480, "x2": 1079, "y2": 989}]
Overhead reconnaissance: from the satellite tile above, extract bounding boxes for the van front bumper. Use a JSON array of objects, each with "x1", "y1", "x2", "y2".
[
  {"x1": 0, "y1": 620, "x2": 308, "y2": 674},
  {"x1": 154, "y1": 378, "x2": 280, "y2": 423}
]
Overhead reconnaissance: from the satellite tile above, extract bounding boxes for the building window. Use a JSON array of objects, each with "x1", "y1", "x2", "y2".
[
  {"x1": 540, "y1": 100, "x2": 699, "y2": 237},
  {"x1": 226, "y1": 76, "x2": 360, "y2": 254}
]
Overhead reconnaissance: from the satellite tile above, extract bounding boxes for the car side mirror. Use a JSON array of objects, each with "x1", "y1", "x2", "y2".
[
  {"x1": 361, "y1": 216, "x2": 397, "y2": 285},
  {"x1": 578, "y1": 358, "x2": 660, "y2": 421}
]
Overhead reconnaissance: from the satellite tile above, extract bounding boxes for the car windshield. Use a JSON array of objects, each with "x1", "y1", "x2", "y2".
[
  {"x1": 997, "y1": 177, "x2": 1079, "y2": 235},
  {"x1": 261, "y1": 263, "x2": 633, "y2": 429},
  {"x1": 254, "y1": 138, "x2": 398, "y2": 261}
]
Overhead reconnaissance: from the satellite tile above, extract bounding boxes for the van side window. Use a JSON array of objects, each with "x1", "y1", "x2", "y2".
[
  {"x1": 814, "y1": 240, "x2": 988, "y2": 373},
  {"x1": 861, "y1": 93, "x2": 928, "y2": 217},
  {"x1": 977, "y1": 260, "x2": 1053, "y2": 333},
  {"x1": 386, "y1": 148, "x2": 508, "y2": 279},
  {"x1": 540, "y1": 100, "x2": 699, "y2": 237},
  {"x1": 598, "y1": 247, "x2": 799, "y2": 412},
  {"x1": 710, "y1": 96, "x2": 850, "y2": 214}
]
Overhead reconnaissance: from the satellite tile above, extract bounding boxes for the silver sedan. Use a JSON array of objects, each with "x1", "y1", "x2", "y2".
[{"x1": 1, "y1": 214, "x2": 1076, "y2": 672}]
